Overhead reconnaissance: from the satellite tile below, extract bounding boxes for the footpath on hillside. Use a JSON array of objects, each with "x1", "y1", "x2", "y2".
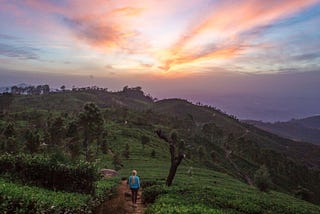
[{"x1": 95, "y1": 180, "x2": 144, "y2": 214}]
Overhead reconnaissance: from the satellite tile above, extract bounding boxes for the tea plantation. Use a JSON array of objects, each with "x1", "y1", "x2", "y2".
[{"x1": 1, "y1": 90, "x2": 320, "y2": 213}]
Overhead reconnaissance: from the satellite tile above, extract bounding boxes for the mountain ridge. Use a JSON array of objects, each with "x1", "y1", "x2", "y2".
[{"x1": 245, "y1": 116, "x2": 320, "y2": 145}]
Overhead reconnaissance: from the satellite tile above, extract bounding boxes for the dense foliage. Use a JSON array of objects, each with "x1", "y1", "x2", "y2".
[
  {"x1": 0, "y1": 178, "x2": 91, "y2": 213},
  {"x1": 143, "y1": 168, "x2": 320, "y2": 214},
  {"x1": 0, "y1": 153, "x2": 98, "y2": 194},
  {"x1": 254, "y1": 165, "x2": 272, "y2": 192}
]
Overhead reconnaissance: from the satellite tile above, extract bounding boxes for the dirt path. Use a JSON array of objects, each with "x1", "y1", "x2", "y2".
[{"x1": 95, "y1": 180, "x2": 144, "y2": 214}]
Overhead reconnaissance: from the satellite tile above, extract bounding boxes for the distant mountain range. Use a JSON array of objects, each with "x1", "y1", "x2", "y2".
[{"x1": 245, "y1": 116, "x2": 320, "y2": 145}]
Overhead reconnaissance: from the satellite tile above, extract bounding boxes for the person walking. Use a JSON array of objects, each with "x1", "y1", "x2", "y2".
[{"x1": 128, "y1": 169, "x2": 140, "y2": 207}]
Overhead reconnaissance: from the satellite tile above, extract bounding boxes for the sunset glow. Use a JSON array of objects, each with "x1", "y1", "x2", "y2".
[{"x1": 0, "y1": 0, "x2": 319, "y2": 79}]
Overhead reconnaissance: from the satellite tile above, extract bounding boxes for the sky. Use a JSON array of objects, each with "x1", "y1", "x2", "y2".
[{"x1": 1, "y1": 0, "x2": 320, "y2": 121}]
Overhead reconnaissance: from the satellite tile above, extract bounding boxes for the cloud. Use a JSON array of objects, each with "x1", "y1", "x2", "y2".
[
  {"x1": 111, "y1": 7, "x2": 144, "y2": 16},
  {"x1": 292, "y1": 53, "x2": 320, "y2": 61},
  {"x1": 0, "y1": 43, "x2": 39, "y2": 60},
  {"x1": 159, "y1": 0, "x2": 318, "y2": 71},
  {"x1": 0, "y1": 0, "x2": 319, "y2": 74},
  {"x1": 0, "y1": 34, "x2": 19, "y2": 40},
  {"x1": 62, "y1": 16, "x2": 122, "y2": 47}
]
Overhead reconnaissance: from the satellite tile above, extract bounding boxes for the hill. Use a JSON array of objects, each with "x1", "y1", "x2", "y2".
[
  {"x1": 245, "y1": 116, "x2": 320, "y2": 145},
  {"x1": 1, "y1": 86, "x2": 320, "y2": 213}
]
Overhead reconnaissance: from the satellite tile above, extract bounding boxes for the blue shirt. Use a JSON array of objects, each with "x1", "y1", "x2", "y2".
[{"x1": 129, "y1": 175, "x2": 140, "y2": 189}]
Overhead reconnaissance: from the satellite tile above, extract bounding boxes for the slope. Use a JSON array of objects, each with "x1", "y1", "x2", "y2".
[
  {"x1": 245, "y1": 116, "x2": 320, "y2": 145},
  {"x1": 1, "y1": 88, "x2": 320, "y2": 205}
]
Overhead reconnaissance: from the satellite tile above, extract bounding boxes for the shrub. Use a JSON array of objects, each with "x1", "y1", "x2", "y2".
[
  {"x1": 0, "y1": 153, "x2": 98, "y2": 194},
  {"x1": 91, "y1": 177, "x2": 119, "y2": 207},
  {"x1": 254, "y1": 165, "x2": 272, "y2": 192},
  {"x1": 0, "y1": 178, "x2": 91, "y2": 213},
  {"x1": 142, "y1": 185, "x2": 168, "y2": 204}
]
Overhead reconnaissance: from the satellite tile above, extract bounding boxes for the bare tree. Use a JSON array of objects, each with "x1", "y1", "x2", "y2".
[{"x1": 156, "y1": 129, "x2": 185, "y2": 186}]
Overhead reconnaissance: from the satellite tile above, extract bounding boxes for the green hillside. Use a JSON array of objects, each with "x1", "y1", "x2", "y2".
[{"x1": 0, "y1": 87, "x2": 320, "y2": 213}]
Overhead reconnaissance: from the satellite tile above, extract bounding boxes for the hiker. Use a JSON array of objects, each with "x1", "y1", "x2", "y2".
[{"x1": 128, "y1": 169, "x2": 140, "y2": 207}]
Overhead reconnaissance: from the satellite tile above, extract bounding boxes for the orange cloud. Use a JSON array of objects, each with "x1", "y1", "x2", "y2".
[
  {"x1": 2, "y1": 0, "x2": 318, "y2": 75},
  {"x1": 161, "y1": 0, "x2": 318, "y2": 71},
  {"x1": 111, "y1": 7, "x2": 145, "y2": 16}
]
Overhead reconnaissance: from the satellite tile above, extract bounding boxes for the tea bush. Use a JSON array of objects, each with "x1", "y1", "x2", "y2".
[
  {"x1": 0, "y1": 178, "x2": 91, "y2": 213},
  {"x1": 91, "y1": 177, "x2": 119, "y2": 207},
  {"x1": 142, "y1": 185, "x2": 168, "y2": 204},
  {"x1": 0, "y1": 153, "x2": 98, "y2": 194}
]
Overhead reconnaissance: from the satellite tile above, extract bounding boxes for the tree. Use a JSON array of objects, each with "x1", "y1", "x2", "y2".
[
  {"x1": 60, "y1": 85, "x2": 66, "y2": 91},
  {"x1": 141, "y1": 135, "x2": 150, "y2": 149},
  {"x1": 35, "y1": 85, "x2": 42, "y2": 95},
  {"x1": 25, "y1": 129, "x2": 40, "y2": 154},
  {"x1": 67, "y1": 139, "x2": 81, "y2": 161},
  {"x1": 210, "y1": 150, "x2": 217, "y2": 162},
  {"x1": 66, "y1": 120, "x2": 79, "y2": 138},
  {"x1": 101, "y1": 138, "x2": 108, "y2": 154},
  {"x1": 48, "y1": 116, "x2": 64, "y2": 145},
  {"x1": 151, "y1": 149, "x2": 156, "y2": 158},
  {"x1": 198, "y1": 146, "x2": 205, "y2": 161},
  {"x1": 254, "y1": 165, "x2": 272, "y2": 192},
  {"x1": 6, "y1": 137, "x2": 18, "y2": 154},
  {"x1": 78, "y1": 103, "x2": 104, "y2": 161},
  {"x1": 123, "y1": 143, "x2": 130, "y2": 159},
  {"x1": 11, "y1": 86, "x2": 19, "y2": 94},
  {"x1": 112, "y1": 152, "x2": 122, "y2": 171},
  {"x1": 42, "y1": 84, "x2": 50, "y2": 94},
  {"x1": 3, "y1": 122, "x2": 15, "y2": 139},
  {"x1": 156, "y1": 129, "x2": 185, "y2": 186}
]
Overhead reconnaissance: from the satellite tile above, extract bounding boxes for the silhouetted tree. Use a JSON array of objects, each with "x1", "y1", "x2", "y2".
[
  {"x1": 35, "y1": 85, "x2": 42, "y2": 95},
  {"x1": 11, "y1": 86, "x2": 19, "y2": 94},
  {"x1": 42, "y1": 84, "x2": 50, "y2": 94},
  {"x1": 156, "y1": 129, "x2": 185, "y2": 187}
]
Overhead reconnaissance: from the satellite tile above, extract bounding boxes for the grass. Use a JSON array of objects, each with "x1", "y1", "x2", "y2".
[
  {"x1": 142, "y1": 167, "x2": 320, "y2": 214},
  {"x1": 1, "y1": 91, "x2": 320, "y2": 213},
  {"x1": 0, "y1": 178, "x2": 91, "y2": 213},
  {"x1": 101, "y1": 122, "x2": 320, "y2": 214}
]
